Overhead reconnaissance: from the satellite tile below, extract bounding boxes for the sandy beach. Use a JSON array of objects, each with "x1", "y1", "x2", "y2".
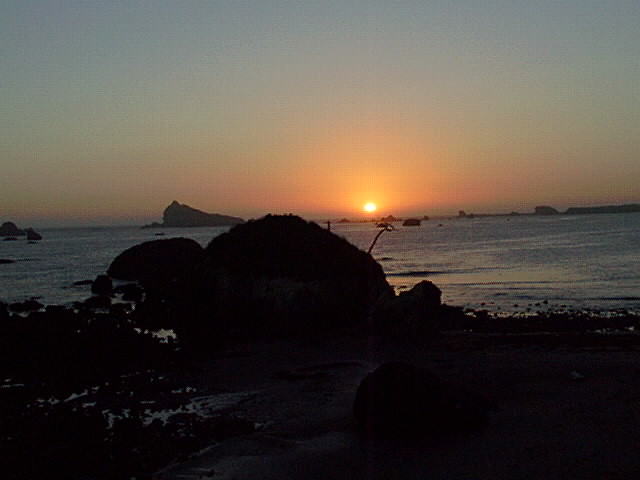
[{"x1": 155, "y1": 332, "x2": 640, "y2": 479}]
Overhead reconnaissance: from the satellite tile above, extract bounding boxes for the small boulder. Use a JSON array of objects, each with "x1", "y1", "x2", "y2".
[
  {"x1": 91, "y1": 275, "x2": 113, "y2": 295},
  {"x1": 353, "y1": 362, "x2": 495, "y2": 436},
  {"x1": 113, "y1": 283, "x2": 144, "y2": 303},
  {"x1": 83, "y1": 295, "x2": 112, "y2": 310},
  {"x1": 372, "y1": 280, "x2": 442, "y2": 336}
]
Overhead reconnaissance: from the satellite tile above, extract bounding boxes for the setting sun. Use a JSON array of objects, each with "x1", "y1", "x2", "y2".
[{"x1": 364, "y1": 202, "x2": 377, "y2": 213}]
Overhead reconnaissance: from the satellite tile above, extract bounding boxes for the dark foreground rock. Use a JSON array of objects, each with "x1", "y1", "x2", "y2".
[
  {"x1": 371, "y1": 280, "x2": 443, "y2": 336},
  {"x1": 181, "y1": 215, "x2": 393, "y2": 345},
  {"x1": 107, "y1": 237, "x2": 204, "y2": 295},
  {"x1": 91, "y1": 274, "x2": 113, "y2": 295},
  {"x1": 353, "y1": 361, "x2": 495, "y2": 436}
]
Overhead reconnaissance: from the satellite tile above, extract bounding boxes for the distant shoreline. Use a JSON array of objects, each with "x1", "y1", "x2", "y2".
[{"x1": 330, "y1": 203, "x2": 640, "y2": 224}]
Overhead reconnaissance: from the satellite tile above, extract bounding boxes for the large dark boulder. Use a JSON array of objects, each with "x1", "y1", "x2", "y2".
[
  {"x1": 0, "y1": 222, "x2": 25, "y2": 237},
  {"x1": 108, "y1": 238, "x2": 203, "y2": 285},
  {"x1": 353, "y1": 362, "x2": 495, "y2": 437},
  {"x1": 184, "y1": 215, "x2": 392, "y2": 343}
]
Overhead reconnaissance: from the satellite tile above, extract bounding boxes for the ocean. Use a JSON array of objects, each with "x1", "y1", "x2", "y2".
[{"x1": 1, "y1": 213, "x2": 639, "y2": 314}]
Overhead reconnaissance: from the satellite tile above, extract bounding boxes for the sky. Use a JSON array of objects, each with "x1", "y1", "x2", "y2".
[{"x1": 2, "y1": 1, "x2": 639, "y2": 225}]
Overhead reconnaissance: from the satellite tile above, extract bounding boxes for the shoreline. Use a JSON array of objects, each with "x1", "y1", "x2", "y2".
[{"x1": 2, "y1": 301, "x2": 640, "y2": 478}]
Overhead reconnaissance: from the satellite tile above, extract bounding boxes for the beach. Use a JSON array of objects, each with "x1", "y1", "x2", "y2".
[
  {"x1": 155, "y1": 332, "x2": 640, "y2": 479},
  {"x1": 2, "y1": 214, "x2": 640, "y2": 478}
]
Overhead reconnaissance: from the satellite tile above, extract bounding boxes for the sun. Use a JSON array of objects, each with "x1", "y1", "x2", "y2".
[{"x1": 363, "y1": 202, "x2": 377, "y2": 213}]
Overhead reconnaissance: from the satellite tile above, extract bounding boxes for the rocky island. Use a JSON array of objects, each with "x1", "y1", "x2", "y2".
[
  {"x1": 0, "y1": 221, "x2": 42, "y2": 240},
  {"x1": 144, "y1": 201, "x2": 244, "y2": 228}
]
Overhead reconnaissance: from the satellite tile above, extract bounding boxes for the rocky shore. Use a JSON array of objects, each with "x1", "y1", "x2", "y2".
[{"x1": 2, "y1": 215, "x2": 639, "y2": 479}]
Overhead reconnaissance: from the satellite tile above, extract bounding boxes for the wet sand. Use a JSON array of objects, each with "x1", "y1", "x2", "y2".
[{"x1": 155, "y1": 333, "x2": 640, "y2": 479}]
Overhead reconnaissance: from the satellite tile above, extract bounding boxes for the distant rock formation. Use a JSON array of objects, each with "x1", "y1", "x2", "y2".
[
  {"x1": 380, "y1": 215, "x2": 399, "y2": 223},
  {"x1": 25, "y1": 228, "x2": 42, "y2": 240},
  {"x1": 564, "y1": 204, "x2": 640, "y2": 215},
  {"x1": 402, "y1": 218, "x2": 421, "y2": 226},
  {"x1": 0, "y1": 222, "x2": 25, "y2": 237},
  {"x1": 534, "y1": 206, "x2": 560, "y2": 215},
  {"x1": 144, "y1": 201, "x2": 244, "y2": 228}
]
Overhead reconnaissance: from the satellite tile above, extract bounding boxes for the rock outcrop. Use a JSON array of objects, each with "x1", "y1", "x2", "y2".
[
  {"x1": 402, "y1": 218, "x2": 421, "y2": 226},
  {"x1": 534, "y1": 206, "x2": 560, "y2": 215},
  {"x1": 107, "y1": 238, "x2": 204, "y2": 295},
  {"x1": 0, "y1": 222, "x2": 25, "y2": 237},
  {"x1": 371, "y1": 280, "x2": 443, "y2": 336},
  {"x1": 179, "y1": 215, "x2": 392, "y2": 344},
  {"x1": 145, "y1": 201, "x2": 244, "y2": 228},
  {"x1": 353, "y1": 361, "x2": 495, "y2": 436},
  {"x1": 564, "y1": 204, "x2": 640, "y2": 215},
  {"x1": 25, "y1": 228, "x2": 43, "y2": 240}
]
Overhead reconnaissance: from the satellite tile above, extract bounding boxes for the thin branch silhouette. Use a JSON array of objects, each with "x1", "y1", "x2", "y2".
[{"x1": 368, "y1": 223, "x2": 395, "y2": 255}]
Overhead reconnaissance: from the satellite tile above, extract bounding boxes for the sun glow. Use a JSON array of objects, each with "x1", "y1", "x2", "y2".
[{"x1": 364, "y1": 202, "x2": 377, "y2": 213}]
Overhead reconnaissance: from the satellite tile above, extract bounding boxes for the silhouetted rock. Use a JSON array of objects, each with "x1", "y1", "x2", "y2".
[
  {"x1": 0, "y1": 222, "x2": 25, "y2": 237},
  {"x1": 107, "y1": 238, "x2": 204, "y2": 296},
  {"x1": 3, "y1": 237, "x2": 18, "y2": 241},
  {"x1": 372, "y1": 280, "x2": 442, "y2": 336},
  {"x1": 0, "y1": 259, "x2": 15, "y2": 264},
  {"x1": 0, "y1": 301, "x2": 8, "y2": 322},
  {"x1": 24, "y1": 228, "x2": 42, "y2": 240},
  {"x1": 83, "y1": 295, "x2": 112, "y2": 310},
  {"x1": 145, "y1": 201, "x2": 244, "y2": 228},
  {"x1": 182, "y1": 215, "x2": 392, "y2": 344},
  {"x1": 564, "y1": 204, "x2": 640, "y2": 215},
  {"x1": 534, "y1": 206, "x2": 560, "y2": 215},
  {"x1": 113, "y1": 283, "x2": 144, "y2": 303},
  {"x1": 402, "y1": 218, "x2": 421, "y2": 226},
  {"x1": 9, "y1": 299, "x2": 44, "y2": 313},
  {"x1": 91, "y1": 274, "x2": 113, "y2": 295},
  {"x1": 380, "y1": 215, "x2": 399, "y2": 223},
  {"x1": 353, "y1": 362, "x2": 494, "y2": 436}
]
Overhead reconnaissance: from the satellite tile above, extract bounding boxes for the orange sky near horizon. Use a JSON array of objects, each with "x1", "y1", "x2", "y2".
[{"x1": 2, "y1": 2, "x2": 639, "y2": 226}]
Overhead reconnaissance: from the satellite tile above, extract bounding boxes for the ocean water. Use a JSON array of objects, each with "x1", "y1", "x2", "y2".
[{"x1": 1, "y1": 214, "x2": 639, "y2": 313}]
